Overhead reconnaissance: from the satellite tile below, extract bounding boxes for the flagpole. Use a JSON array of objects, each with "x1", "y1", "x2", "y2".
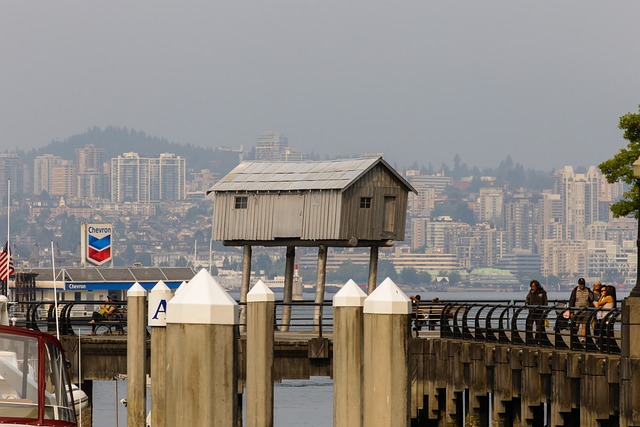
[
  {"x1": 6, "y1": 179, "x2": 9, "y2": 300},
  {"x1": 51, "y1": 241, "x2": 60, "y2": 340}
]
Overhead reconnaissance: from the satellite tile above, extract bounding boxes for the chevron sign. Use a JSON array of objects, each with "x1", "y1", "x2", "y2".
[{"x1": 86, "y1": 223, "x2": 113, "y2": 266}]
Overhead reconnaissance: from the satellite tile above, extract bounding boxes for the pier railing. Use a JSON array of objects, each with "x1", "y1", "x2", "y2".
[
  {"x1": 436, "y1": 301, "x2": 621, "y2": 354},
  {"x1": 10, "y1": 299, "x2": 622, "y2": 354}
]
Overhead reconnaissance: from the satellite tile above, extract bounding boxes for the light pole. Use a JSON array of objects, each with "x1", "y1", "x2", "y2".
[{"x1": 631, "y1": 157, "x2": 640, "y2": 297}]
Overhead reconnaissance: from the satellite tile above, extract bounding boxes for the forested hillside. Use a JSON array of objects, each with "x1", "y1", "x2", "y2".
[{"x1": 24, "y1": 126, "x2": 242, "y2": 175}]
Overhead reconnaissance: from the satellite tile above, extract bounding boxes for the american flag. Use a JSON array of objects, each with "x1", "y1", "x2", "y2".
[{"x1": 0, "y1": 242, "x2": 14, "y2": 281}]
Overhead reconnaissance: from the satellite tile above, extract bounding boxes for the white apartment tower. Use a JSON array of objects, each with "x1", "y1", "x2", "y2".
[
  {"x1": 255, "y1": 131, "x2": 289, "y2": 161},
  {"x1": 553, "y1": 166, "x2": 609, "y2": 240},
  {"x1": 110, "y1": 152, "x2": 186, "y2": 203},
  {"x1": 476, "y1": 187, "x2": 504, "y2": 225},
  {"x1": 33, "y1": 154, "x2": 63, "y2": 196}
]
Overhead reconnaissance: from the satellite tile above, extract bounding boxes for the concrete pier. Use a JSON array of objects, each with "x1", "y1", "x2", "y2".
[
  {"x1": 126, "y1": 282, "x2": 147, "y2": 427},
  {"x1": 333, "y1": 279, "x2": 367, "y2": 427},
  {"x1": 246, "y1": 280, "x2": 275, "y2": 427},
  {"x1": 165, "y1": 269, "x2": 239, "y2": 427},
  {"x1": 362, "y1": 277, "x2": 411, "y2": 427}
]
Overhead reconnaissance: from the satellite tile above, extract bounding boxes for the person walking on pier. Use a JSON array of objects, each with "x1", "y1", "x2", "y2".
[
  {"x1": 525, "y1": 280, "x2": 548, "y2": 342},
  {"x1": 568, "y1": 278, "x2": 594, "y2": 343}
]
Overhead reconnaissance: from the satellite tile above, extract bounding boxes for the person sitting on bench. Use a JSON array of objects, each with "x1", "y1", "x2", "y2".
[{"x1": 89, "y1": 294, "x2": 116, "y2": 336}]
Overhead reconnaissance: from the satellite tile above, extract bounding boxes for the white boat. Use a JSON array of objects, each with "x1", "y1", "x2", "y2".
[{"x1": 0, "y1": 324, "x2": 79, "y2": 426}]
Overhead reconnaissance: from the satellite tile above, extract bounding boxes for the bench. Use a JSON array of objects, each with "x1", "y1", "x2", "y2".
[{"x1": 92, "y1": 307, "x2": 127, "y2": 335}]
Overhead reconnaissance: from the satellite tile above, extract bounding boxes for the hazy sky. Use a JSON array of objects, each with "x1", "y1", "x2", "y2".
[{"x1": 2, "y1": 1, "x2": 639, "y2": 171}]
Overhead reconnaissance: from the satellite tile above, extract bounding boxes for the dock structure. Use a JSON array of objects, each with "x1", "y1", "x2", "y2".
[
  {"x1": 207, "y1": 157, "x2": 417, "y2": 331},
  {"x1": 51, "y1": 280, "x2": 640, "y2": 427}
]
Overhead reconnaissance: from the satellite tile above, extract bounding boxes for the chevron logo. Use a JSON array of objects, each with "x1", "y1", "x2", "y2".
[
  {"x1": 89, "y1": 234, "x2": 111, "y2": 251},
  {"x1": 85, "y1": 223, "x2": 113, "y2": 266}
]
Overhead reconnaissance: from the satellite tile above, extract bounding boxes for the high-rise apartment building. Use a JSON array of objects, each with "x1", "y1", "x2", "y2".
[
  {"x1": 77, "y1": 172, "x2": 109, "y2": 201},
  {"x1": 476, "y1": 187, "x2": 503, "y2": 225},
  {"x1": 76, "y1": 144, "x2": 105, "y2": 173},
  {"x1": 111, "y1": 152, "x2": 186, "y2": 203},
  {"x1": 553, "y1": 166, "x2": 612, "y2": 240},
  {"x1": 33, "y1": 154, "x2": 63, "y2": 196},
  {"x1": 255, "y1": 131, "x2": 288, "y2": 161},
  {"x1": 502, "y1": 193, "x2": 535, "y2": 253},
  {"x1": 50, "y1": 160, "x2": 76, "y2": 198},
  {"x1": 0, "y1": 154, "x2": 23, "y2": 200}
]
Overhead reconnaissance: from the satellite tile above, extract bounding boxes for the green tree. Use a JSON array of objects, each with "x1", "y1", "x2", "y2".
[
  {"x1": 400, "y1": 267, "x2": 419, "y2": 285},
  {"x1": 599, "y1": 105, "x2": 640, "y2": 217}
]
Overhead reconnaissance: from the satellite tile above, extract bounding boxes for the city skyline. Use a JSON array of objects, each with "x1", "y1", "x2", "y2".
[{"x1": 1, "y1": 2, "x2": 639, "y2": 171}]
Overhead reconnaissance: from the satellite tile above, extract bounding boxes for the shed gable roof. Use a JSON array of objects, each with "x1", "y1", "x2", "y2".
[{"x1": 208, "y1": 157, "x2": 416, "y2": 193}]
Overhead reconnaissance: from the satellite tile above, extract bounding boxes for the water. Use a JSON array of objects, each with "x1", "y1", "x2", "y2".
[{"x1": 91, "y1": 377, "x2": 334, "y2": 427}]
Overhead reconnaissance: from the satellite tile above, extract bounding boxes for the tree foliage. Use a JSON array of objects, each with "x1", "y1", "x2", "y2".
[{"x1": 598, "y1": 105, "x2": 640, "y2": 218}]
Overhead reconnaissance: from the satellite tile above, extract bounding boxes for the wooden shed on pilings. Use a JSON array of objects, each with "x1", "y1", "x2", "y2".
[{"x1": 207, "y1": 157, "x2": 416, "y2": 330}]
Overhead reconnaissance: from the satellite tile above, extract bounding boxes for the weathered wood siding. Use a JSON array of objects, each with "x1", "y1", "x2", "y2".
[
  {"x1": 300, "y1": 190, "x2": 342, "y2": 240},
  {"x1": 213, "y1": 191, "x2": 342, "y2": 241},
  {"x1": 340, "y1": 165, "x2": 408, "y2": 241}
]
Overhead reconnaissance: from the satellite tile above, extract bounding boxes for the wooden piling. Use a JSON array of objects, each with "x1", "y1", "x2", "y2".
[
  {"x1": 126, "y1": 282, "x2": 147, "y2": 427},
  {"x1": 333, "y1": 279, "x2": 367, "y2": 427},
  {"x1": 246, "y1": 280, "x2": 275, "y2": 427},
  {"x1": 165, "y1": 269, "x2": 239, "y2": 427},
  {"x1": 362, "y1": 277, "x2": 411, "y2": 427},
  {"x1": 148, "y1": 280, "x2": 173, "y2": 427}
]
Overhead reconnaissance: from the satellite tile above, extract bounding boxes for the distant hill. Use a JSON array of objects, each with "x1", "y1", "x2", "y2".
[{"x1": 26, "y1": 126, "x2": 242, "y2": 175}]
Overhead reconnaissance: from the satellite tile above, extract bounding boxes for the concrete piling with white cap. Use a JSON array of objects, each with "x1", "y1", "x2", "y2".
[
  {"x1": 148, "y1": 280, "x2": 173, "y2": 427},
  {"x1": 246, "y1": 280, "x2": 275, "y2": 427},
  {"x1": 362, "y1": 277, "x2": 411, "y2": 427},
  {"x1": 127, "y1": 282, "x2": 148, "y2": 427},
  {"x1": 333, "y1": 279, "x2": 367, "y2": 427},
  {"x1": 165, "y1": 269, "x2": 239, "y2": 426}
]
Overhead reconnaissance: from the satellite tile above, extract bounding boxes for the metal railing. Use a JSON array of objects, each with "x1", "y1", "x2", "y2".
[
  {"x1": 435, "y1": 301, "x2": 621, "y2": 354},
  {"x1": 9, "y1": 299, "x2": 623, "y2": 354}
]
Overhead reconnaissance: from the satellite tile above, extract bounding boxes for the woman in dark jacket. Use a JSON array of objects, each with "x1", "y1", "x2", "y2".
[{"x1": 525, "y1": 280, "x2": 548, "y2": 341}]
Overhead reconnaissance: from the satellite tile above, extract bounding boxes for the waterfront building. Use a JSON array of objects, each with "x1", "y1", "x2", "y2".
[
  {"x1": 110, "y1": 152, "x2": 186, "y2": 203},
  {"x1": 540, "y1": 239, "x2": 587, "y2": 278},
  {"x1": 493, "y1": 249, "x2": 541, "y2": 276}
]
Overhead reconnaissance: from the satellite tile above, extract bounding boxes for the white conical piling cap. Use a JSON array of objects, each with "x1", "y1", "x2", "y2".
[
  {"x1": 167, "y1": 269, "x2": 238, "y2": 325},
  {"x1": 127, "y1": 282, "x2": 147, "y2": 298},
  {"x1": 363, "y1": 277, "x2": 411, "y2": 314},
  {"x1": 333, "y1": 279, "x2": 367, "y2": 307},
  {"x1": 149, "y1": 280, "x2": 173, "y2": 326},
  {"x1": 247, "y1": 280, "x2": 275, "y2": 302},
  {"x1": 174, "y1": 281, "x2": 188, "y2": 297}
]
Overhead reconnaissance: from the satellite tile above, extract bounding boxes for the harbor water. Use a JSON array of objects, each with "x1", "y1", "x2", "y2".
[{"x1": 91, "y1": 377, "x2": 334, "y2": 427}]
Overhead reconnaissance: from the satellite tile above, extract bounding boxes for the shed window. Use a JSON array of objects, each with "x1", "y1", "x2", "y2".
[
  {"x1": 235, "y1": 196, "x2": 248, "y2": 209},
  {"x1": 360, "y1": 197, "x2": 372, "y2": 208}
]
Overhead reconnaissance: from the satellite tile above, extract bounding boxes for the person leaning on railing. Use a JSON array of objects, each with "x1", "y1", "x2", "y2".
[{"x1": 593, "y1": 284, "x2": 616, "y2": 331}]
